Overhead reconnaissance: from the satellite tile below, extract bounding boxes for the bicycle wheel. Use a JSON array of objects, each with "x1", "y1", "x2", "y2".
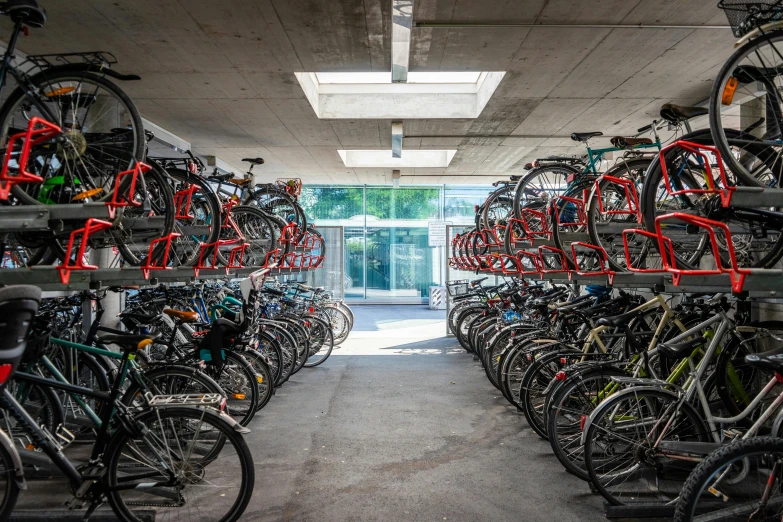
[
  {"x1": 709, "y1": 29, "x2": 783, "y2": 188},
  {"x1": 583, "y1": 387, "x2": 709, "y2": 505},
  {"x1": 304, "y1": 316, "x2": 334, "y2": 367},
  {"x1": 206, "y1": 352, "x2": 259, "y2": 426},
  {"x1": 165, "y1": 168, "x2": 222, "y2": 267},
  {"x1": 218, "y1": 205, "x2": 278, "y2": 267},
  {"x1": 674, "y1": 436, "x2": 783, "y2": 522},
  {"x1": 237, "y1": 348, "x2": 274, "y2": 412},
  {"x1": 105, "y1": 406, "x2": 254, "y2": 522},
  {"x1": 0, "y1": 71, "x2": 144, "y2": 206},
  {"x1": 586, "y1": 157, "x2": 652, "y2": 271},
  {"x1": 481, "y1": 188, "x2": 514, "y2": 231},
  {"x1": 642, "y1": 129, "x2": 783, "y2": 269},
  {"x1": 512, "y1": 163, "x2": 580, "y2": 219},
  {"x1": 0, "y1": 433, "x2": 20, "y2": 521},
  {"x1": 244, "y1": 185, "x2": 307, "y2": 239},
  {"x1": 257, "y1": 329, "x2": 284, "y2": 386},
  {"x1": 520, "y1": 349, "x2": 578, "y2": 439},
  {"x1": 547, "y1": 365, "x2": 628, "y2": 481},
  {"x1": 323, "y1": 305, "x2": 351, "y2": 345}
]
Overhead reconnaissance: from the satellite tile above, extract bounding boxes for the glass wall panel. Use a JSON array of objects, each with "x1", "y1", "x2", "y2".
[
  {"x1": 366, "y1": 187, "x2": 440, "y2": 220},
  {"x1": 301, "y1": 184, "x2": 491, "y2": 302},
  {"x1": 300, "y1": 187, "x2": 364, "y2": 221},
  {"x1": 344, "y1": 226, "x2": 365, "y2": 299}
]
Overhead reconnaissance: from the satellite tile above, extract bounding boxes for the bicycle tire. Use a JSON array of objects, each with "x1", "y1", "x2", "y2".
[
  {"x1": 2, "y1": 70, "x2": 144, "y2": 206},
  {"x1": 105, "y1": 406, "x2": 254, "y2": 522}
]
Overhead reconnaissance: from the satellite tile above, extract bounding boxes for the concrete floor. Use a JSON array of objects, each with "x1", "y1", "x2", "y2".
[
  {"x1": 10, "y1": 305, "x2": 607, "y2": 521},
  {"x1": 244, "y1": 305, "x2": 605, "y2": 521}
]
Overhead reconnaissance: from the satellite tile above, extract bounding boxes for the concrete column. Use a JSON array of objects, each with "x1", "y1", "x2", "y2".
[
  {"x1": 91, "y1": 247, "x2": 122, "y2": 330},
  {"x1": 740, "y1": 95, "x2": 764, "y2": 139}
]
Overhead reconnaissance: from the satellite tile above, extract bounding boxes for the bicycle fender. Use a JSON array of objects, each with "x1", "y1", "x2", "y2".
[
  {"x1": 0, "y1": 428, "x2": 26, "y2": 490},
  {"x1": 579, "y1": 385, "x2": 682, "y2": 446}
]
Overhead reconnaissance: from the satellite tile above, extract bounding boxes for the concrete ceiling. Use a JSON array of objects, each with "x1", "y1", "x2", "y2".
[{"x1": 2, "y1": 0, "x2": 735, "y2": 184}]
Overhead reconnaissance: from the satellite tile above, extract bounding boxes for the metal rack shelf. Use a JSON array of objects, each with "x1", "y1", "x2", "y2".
[
  {"x1": 0, "y1": 265, "x2": 314, "y2": 290},
  {"x1": 0, "y1": 203, "x2": 112, "y2": 232},
  {"x1": 450, "y1": 264, "x2": 783, "y2": 297}
]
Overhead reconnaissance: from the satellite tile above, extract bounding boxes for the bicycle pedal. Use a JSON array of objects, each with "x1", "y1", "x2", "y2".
[{"x1": 56, "y1": 424, "x2": 76, "y2": 447}]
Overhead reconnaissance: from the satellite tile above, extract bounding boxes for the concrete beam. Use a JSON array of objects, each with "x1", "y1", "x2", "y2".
[
  {"x1": 142, "y1": 118, "x2": 191, "y2": 154},
  {"x1": 392, "y1": 0, "x2": 414, "y2": 82},
  {"x1": 392, "y1": 121, "x2": 403, "y2": 158}
]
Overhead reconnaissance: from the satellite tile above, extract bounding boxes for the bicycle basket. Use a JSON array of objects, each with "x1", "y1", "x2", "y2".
[
  {"x1": 275, "y1": 178, "x2": 302, "y2": 197},
  {"x1": 446, "y1": 280, "x2": 470, "y2": 297},
  {"x1": 718, "y1": 0, "x2": 783, "y2": 38}
]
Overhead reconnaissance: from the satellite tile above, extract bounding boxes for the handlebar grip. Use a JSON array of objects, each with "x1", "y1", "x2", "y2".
[{"x1": 637, "y1": 124, "x2": 652, "y2": 133}]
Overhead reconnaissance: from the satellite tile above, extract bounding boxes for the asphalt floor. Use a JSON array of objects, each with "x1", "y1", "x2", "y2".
[{"x1": 243, "y1": 305, "x2": 606, "y2": 521}]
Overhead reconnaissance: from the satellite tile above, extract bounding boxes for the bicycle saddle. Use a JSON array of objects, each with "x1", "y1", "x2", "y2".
[
  {"x1": 208, "y1": 173, "x2": 232, "y2": 182},
  {"x1": 745, "y1": 345, "x2": 783, "y2": 375},
  {"x1": 0, "y1": 285, "x2": 41, "y2": 376},
  {"x1": 657, "y1": 337, "x2": 706, "y2": 360},
  {"x1": 3, "y1": 0, "x2": 46, "y2": 28},
  {"x1": 262, "y1": 288, "x2": 285, "y2": 297},
  {"x1": 95, "y1": 331, "x2": 161, "y2": 349},
  {"x1": 660, "y1": 103, "x2": 708, "y2": 123},
  {"x1": 610, "y1": 136, "x2": 653, "y2": 148},
  {"x1": 570, "y1": 131, "x2": 603, "y2": 142},
  {"x1": 163, "y1": 309, "x2": 200, "y2": 323},
  {"x1": 242, "y1": 157, "x2": 265, "y2": 165}
]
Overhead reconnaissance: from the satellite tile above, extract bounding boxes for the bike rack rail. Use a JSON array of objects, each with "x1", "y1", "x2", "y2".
[
  {"x1": 517, "y1": 250, "x2": 542, "y2": 275},
  {"x1": 193, "y1": 239, "x2": 248, "y2": 277},
  {"x1": 56, "y1": 218, "x2": 113, "y2": 284},
  {"x1": 659, "y1": 140, "x2": 735, "y2": 207},
  {"x1": 570, "y1": 241, "x2": 615, "y2": 284},
  {"x1": 106, "y1": 162, "x2": 151, "y2": 218},
  {"x1": 538, "y1": 245, "x2": 571, "y2": 277},
  {"x1": 654, "y1": 212, "x2": 751, "y2": 293},
  {"x1": 0, "y1": 117, "x2": 61, "y2": 200},
  {"x1": 595, "y1": 175, "x2": 642, "y2": 223},
  {"x1": 173, "y1": 184, "x2": 200, "y2": 219},
  {"x1": 622, "y1": 228, "x2": 670, "y2": 274},
  {"x1": 140, "y1": 232, "x2": 181, "y2": 280},
  {"x1": 552, "y1": 191, "x2": 588, "y2": 228}
]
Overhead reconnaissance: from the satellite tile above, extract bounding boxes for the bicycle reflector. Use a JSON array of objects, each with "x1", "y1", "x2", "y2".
[
  {"x1": 0, "y1": 364, "x2": 12, "y2": 385},
  {"x1": 555, "y1": 371, "x2": 566, "y2": 381},
  {"x1": 721, "y1": 77, "x2": 739, "y2": 106}
]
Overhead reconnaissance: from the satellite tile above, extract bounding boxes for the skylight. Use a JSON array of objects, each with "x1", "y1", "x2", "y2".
[
  {"x1": 338, "y1": 150, "x2": 457, "y2": 168},
  {"x1": 295, "y1": 71, "x2": 505, "y2": 119},
  {"x1": 315, "y1": 71, "x2": 482, "y2": 84}
]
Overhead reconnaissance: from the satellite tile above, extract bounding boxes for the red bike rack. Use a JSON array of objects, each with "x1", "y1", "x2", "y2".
[
  {"x1": 520, "y1": 207, "x2": 552, "y2": 241},
  {"x1": 654, "y1": 212, "x2": 751, "y2": 293},
  {"x1": 499, "y1": 254, "x2": 520, "y2": 275},
  {"x1": 0, "y1": 117, "x2": 61, "y2": 200},
  {"x1": 570, "y1": 242, "x2": 616, "y2": 284},
  {"x1": 280, "y1": 222, "x2": 301, "y2": 245},
  {"x1": 553, "y1": 190, "x2": 588, "y2": 228},
  {"x1": 538, "y1": 245, "x2": 571, "y2": 277},
  {"x1": 106, "y1": 162, "x2": 152, "y2": 218},
  {"x1": 595, "y1": 175, "x2": 642, "y2": 223},
  {"x1": 262, "y1": 248, "x2": 281, "y2": 269},
  {"x1": 56, "y1": 218, "x2": 113, "y2": 284},
  {"x1": 659, "y1": 140, "x2": 735, "y2": 207},
  {"x1": 517, "y1": 250, "x2": 541, "y2": 275},
  {"x1": 140, "y1": 232, "x2": 181, "y2": 280},
  {"x1": 622, "y1": 228, "x2": 671, "y2": 273},
  {"x1": 173, "y1": 184, "x2": 200, "y2": 219},
  {"x1": 193, "y1": 239, "x2": 246, "y2": 277}
]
